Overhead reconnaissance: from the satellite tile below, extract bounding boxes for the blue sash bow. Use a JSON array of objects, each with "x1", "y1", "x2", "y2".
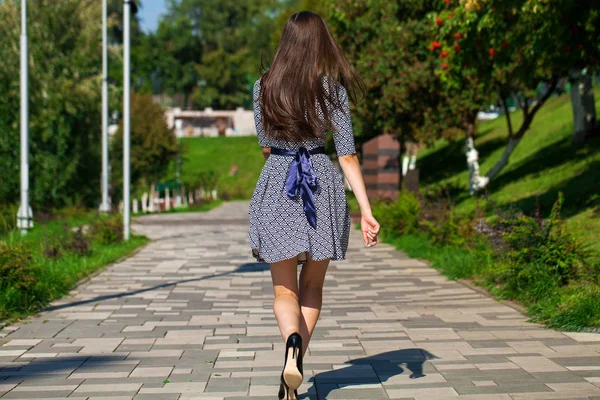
[{"x1": 270, "y1": 146, "x2": 325, "y2": 229}]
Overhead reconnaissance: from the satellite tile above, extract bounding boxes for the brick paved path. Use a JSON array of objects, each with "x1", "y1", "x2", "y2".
[{"x1": 1, "y1": 201, "x2": 600, "y2": 400}]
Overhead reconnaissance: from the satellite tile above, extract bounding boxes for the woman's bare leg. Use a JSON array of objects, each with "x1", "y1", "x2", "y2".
[
  {"x1": 298, "y1": 255, "x2": 330, "y2": 355},
  {"x1": 270, "y1": 256, "x2": 301, "y2": 342}
]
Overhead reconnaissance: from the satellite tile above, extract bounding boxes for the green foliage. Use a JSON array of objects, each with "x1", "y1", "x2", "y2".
[
  {"x1": 0, "y1": 204, "x2": 18, "y2": 237},
  {"x1": 372, "y1": 192, "x2": 421, "y2": 238},
  {"x1": 147, "y1": 0, "x2": 282, "y2": 109},
  {"x1": 433, "y1": 0, "x2": 600, "y2": 156},
  {"x1": 197, "y1": 171, "x2": 220, "y2": 193},
  {"x1": 327, "y1": 0, "x2": 456, "y2": 145},
  {"x1": 111, "y1": 92, "x2": 179, "y2": 200},
  {"x1": 490, "y1": 194, "x2": 591, "y2": 301},
  {"x1": 390, "y1": 233, "x2": 493, "y2": 280},
  {"x1": 0, "y1": 1, "x2": 102, "y2": 210},
  {"x1": 90, "y1": 214, "x2": 124, "y2": 246},
  {"x1": 0, "y1": 243, "x2": 39, "y2": 292},
  {"x1": 0, "y1": 212, "x2": 147, "y2": 320},
  {"x1": 269, "y1": 0, "x2": 329, "y2": 52},
  {"x1": 532, "y1": 284, "x2": 600, "y2": 330}
]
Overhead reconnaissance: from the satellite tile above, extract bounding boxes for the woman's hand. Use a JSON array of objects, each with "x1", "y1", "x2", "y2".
[{"x1": 361, "y1": 213, "x2": 380, "y2": 247}]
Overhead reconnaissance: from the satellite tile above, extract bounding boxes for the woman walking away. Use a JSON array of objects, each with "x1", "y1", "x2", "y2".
[{"x1": 248, "y1": 11, "x2": 380, "y2": 400}]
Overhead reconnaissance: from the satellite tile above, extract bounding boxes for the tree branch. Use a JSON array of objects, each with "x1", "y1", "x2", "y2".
[
  {"x1": 497, "y1": 87, "x2": 514, "y2": 138},
  {"x1": 515, "y1": 77, "x2": 558, "y2": 139},
  {"x1": 530, "y1": 77, "x2": 558, "y2": 116}
]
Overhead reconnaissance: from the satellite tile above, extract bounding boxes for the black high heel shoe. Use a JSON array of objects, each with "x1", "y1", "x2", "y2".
[{"x1": 278, "y1": 332, "x2": 303, "y2": 400}]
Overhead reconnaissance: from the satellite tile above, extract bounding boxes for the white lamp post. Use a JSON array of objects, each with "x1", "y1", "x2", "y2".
[
  {"x1": 123, "y1": 0, "x2": 132, "y2": 240},
  {"x1": 123, "y1": 0, "x2": 137, "y2": 240},
  {"x1": 17, "y1": 0, "x2": 33, "y2": 235},
  {"x1": 99, "y1": 0, "x2": 111, "y2": 213}
]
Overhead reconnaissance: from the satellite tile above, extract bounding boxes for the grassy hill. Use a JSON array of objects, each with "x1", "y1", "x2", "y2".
[
  {"x1": 174, "y1": 136, "x2": 265, "y2": 200},
  {"x1": 418, "y1": 86, "x2": 600, "y2": 251}
]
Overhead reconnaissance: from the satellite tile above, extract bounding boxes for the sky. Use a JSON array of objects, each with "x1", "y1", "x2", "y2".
[{"x1": 138, "y1": 0, "x2": 168, "y2": 33}]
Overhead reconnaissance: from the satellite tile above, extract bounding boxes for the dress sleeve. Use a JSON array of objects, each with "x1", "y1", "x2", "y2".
[
  {"x1": 253, "y1": 80, "x2": 270, "y2": 148},
  {"x1": 331, "y1": 85, "x2": 356, "y2": 156}
]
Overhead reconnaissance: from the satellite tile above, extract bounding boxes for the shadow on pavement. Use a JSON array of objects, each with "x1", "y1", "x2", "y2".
[
  {"x1": 301, "y1": 348, "x2": 438, "y2": 400},
  {"x1": 41, "y1": 262, "x2": 270, "y2": 313}
]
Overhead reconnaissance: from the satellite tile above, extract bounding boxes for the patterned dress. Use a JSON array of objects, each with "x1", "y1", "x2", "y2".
[{"x1": 248, "y1": 77, "x2": 355, "y2": 265}]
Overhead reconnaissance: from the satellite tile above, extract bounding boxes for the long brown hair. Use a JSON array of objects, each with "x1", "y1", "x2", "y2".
[{"x1": 260, "y1": 11, "x2": 363, "y2": 142}]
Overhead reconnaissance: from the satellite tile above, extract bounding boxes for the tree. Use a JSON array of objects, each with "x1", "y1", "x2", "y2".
[
  {"x1": 269, "y1": 0, "x2": 328, "y2": 52},
  {"x1": 148, "y1": 0, "x2": 282, "y2": 110},
  {"x1": 111, "y1": 92, "x2": 179, "y2": 200},
  {"x1": 434, "y1": 0, "x2": 600, "y2": 192},
  {"x1": 0, "y1": 0, "x2": 103, "y2": 209},
  {"x1": 327, "y1": 0, "x2": 457, "y2": 152},
  {"x1": 143, "y1": 3, "x2": 203, "y2": 107}
]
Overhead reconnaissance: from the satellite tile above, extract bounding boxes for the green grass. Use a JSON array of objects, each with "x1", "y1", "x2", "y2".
[
  {"x1": 418, "y1": 86, "x2": 600, "y2": 251},
  {"x1": 173, "y1": 136, "x2": 265, "y2": 199},
  {"x1": 388, "y1": 234, "x2": 494, "y2": 280},
  {"x1": 1, "y1": 213, "x2": 148, "y2": 322}
]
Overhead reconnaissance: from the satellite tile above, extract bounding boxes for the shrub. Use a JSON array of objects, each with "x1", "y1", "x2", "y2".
[
  {"x1": 90, "y1": 214, "x2": 124, "y2": 245},
  {"x1": 419, "y1": 185, "x2": 481, "y2": 248},
  {"x1": 0, "y1": 203, "x2": 17, "y2": 236},
  {"x1": 198, "y1": 170, "x2": 220, "y2": 195},
  {"x1": 489, "y1": 194, "x2": 590, "y2": 300},
  {"x1": 43, "y1": 239, "x2": 63, "y2": 259},
  {"x1": 0, "y1": 242, "x2": 38, "y2": 291},
  {"x1": 372, "y1": 191, "x2": 421, "y2": 238},
  {"x1": 67, "y1": 227, "x2": 92, "y2": 256}
]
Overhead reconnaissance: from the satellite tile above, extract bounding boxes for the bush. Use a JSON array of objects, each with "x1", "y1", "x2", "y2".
[
  {"x1": 419, "y1": 185, "x2": 481, "y2": 247},
  {"x1": 67, "y1": 227, "x2": 92, "y2": 256},
  {"x1": 90, "y1": 214, "x2": 124, "y2": 245},
  {"x1": 198, "y1": 170, "x2": 220, "y2": 194},
  {"x1": 0, "y1": 203, "x2": 17, "y2": 236},
  {"x1": 372, "y1": 191, "x2": 421, "y2": 238},
  {"x1": 490, "y1": 194, "x2": 590, "y2": 300},
  {"x1": 0, "y1": 242, "x2": 38, "y2": 291}
]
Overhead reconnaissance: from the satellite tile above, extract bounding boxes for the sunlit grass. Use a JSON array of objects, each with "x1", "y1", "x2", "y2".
[
  {"x1": 418, "y1": 86, "x2": 600, "y2": 252},
  {"x1": 169, "y1": 136, "x2": 265, "y2": 200}
]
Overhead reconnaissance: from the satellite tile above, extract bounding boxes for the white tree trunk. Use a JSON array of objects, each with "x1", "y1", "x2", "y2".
[
  {"x1": 465, "y1": 137, "x2": 489, "y2": 194},
  {"x1": 571, "y1": 70, "x2": 597, "y2": 143},
  {"x1": 485, "y1": 136, "x2": 521, "y2": 182},
  {"x1": 402, "y1": 156, "x2": 409, "y2": 176}
]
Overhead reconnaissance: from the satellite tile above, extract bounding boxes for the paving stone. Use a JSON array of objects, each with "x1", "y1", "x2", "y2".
[{"x1": 0, "y1": 202, "x2": 597, "y2": 399}]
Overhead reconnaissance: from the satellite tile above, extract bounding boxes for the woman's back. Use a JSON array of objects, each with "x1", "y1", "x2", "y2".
[{"x1": 253, "y1": 76, "x2": 356, "y2": 156}]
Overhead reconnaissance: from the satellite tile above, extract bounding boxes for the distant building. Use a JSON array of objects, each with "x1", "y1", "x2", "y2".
[{"x1": 165, "y1": 107, "x2": 256, "y2": 138}]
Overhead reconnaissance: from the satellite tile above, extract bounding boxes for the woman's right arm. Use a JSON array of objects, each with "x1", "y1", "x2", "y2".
[
  {"x1": 332, "y1": 84, "x2": 380, "y2": 246},
  {"x1": 338, "y1": 154, "x2": 380, "y2": 246}
]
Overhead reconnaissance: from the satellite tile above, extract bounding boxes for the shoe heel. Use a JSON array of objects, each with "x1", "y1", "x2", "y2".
[{"x1": 283, "y1": 345, "x2": 303, "y2": 391}]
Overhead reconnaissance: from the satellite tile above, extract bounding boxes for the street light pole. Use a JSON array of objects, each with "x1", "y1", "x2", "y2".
[
  {"x1": 17, "y1": 0, "x2": 32, "y2": 235},
  {"x1": 99, "y1": 0, "x2": 111, "y2": 213},
  {"x1": 123, "y1": 0, "x2": 132, "y2": 240}
]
